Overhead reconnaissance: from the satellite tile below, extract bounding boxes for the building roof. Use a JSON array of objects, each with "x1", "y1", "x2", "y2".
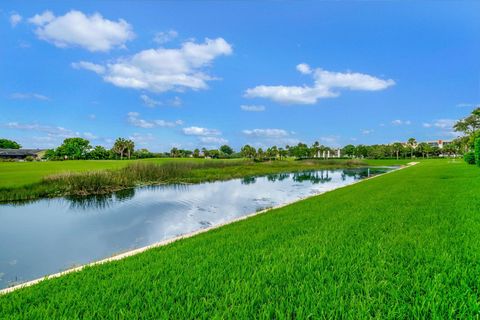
[{"x1": 0, "y1": 149, "x2": 45, "y2": 156}]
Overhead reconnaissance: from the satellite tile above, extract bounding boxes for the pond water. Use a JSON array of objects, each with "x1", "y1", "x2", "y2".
[{"x1": 0, "y1": 167, "x2": 396, "y2": 289}]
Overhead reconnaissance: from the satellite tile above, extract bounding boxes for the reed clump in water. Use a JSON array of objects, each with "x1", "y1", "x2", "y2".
[{"x1": 42, "y1": 161, "x2": 246, "y2": 196}]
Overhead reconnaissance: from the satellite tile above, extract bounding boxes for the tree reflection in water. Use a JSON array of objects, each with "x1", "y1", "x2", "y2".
[
  {"x1": 67, "y1": 188, "x2": 136, "y2": 210},
  {"x1": 241, "y1": 176, "x2": 257, "y2": 185},
  {"x1": 341, "y1": 167, "x2": 391, "y2": 181},
  {"x1": 62, "y1": 168, "x2": 395, "y2": 209},
  {"x1": 267, "y1": 173, "x2": 290, "y2": 182},
  {"x1": 292, "y1": 171, "x2": 332, "y2": 184}
]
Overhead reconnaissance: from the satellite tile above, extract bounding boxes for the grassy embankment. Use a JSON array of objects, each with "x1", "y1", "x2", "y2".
[
  {"x1": 0, "y1": 158, "x2": 405, "y2": 202},
  {"x1": 1, "y1": 159, "x2": 479, "y2": 318}
]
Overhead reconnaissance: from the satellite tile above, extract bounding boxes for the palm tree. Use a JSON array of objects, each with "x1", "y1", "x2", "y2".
[
  {"x1": 311, "y1": 141, "x2": 320, "y2": 158},
  {"x1": 240, "y1": 145, "x2": 256, "y2": 159},
  {"x1": 201, "y1": 148, "x2": 209, "y2": 158},
  {"x1": 443, "y1": 143, "x2": 457, "y2": 158},
  {"x1": 392, "y1": 142, "x2": 404, "y2": 160},
  {"x1": 125, "y1": 139, "x2": 135, "y2": 159},
  {"x1": 170, "y1": 147, "x2": 179, "y2": 158},
  {"x1": 257, "y1": 148, "x2": 264, "y2": 159},
  {"x1": 417, "y1": 142, "x2": 429, "y2": 158},
  {"x1": 407, "y1": 138, "x2": 417, "y2": 159},
  {"x1": 423, "y1": 143, "x2": 432, "y2": 158},
  {"x1": 112, "y1": 138, "x2": 128, "y2": 160}
]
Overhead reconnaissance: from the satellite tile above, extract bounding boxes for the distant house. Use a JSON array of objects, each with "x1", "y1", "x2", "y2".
[
  {"x1": 314, "y1": 149, "x2": 342, "y2": 158},
  {"x1": 424, "y1": 140, "x2": 453, "y2": 149},
  {"x1": 0, "y1": 149, "x2": 45, "y2": 160}
]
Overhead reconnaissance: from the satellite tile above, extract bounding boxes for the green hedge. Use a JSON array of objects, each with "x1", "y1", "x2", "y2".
[
  {"x1": 464, "y1": 151, "x2": 475, "y2": 165},
  {"x1": 476, "y1": 138, "x2": 480, "y2": 167}
]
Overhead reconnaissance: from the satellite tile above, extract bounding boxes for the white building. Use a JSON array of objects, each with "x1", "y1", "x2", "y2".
[
  {"x1": 315, "y1": 149, "x2": 342, "y2": 158},
  {"x1": 424, "y1": 140, "x2": 453, "y2": 149}
]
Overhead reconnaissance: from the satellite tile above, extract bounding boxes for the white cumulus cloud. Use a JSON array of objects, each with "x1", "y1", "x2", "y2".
[
  {"x1": 199, "y1": 137, "x2": 228, "y2": 145},
  {"x1": 28, "y1": 10, "x2": 134, "y2": 52},
  {"x1": 127, "y1": 112, "x2": 183, "y2": 128},
  {"x1": 74, "y1": 37, "x2": 232, "y2": 93},
  {"x1": 242, "y1": 128, "x2": 289, "y2": 138},
  {"x1": 10, "y1": 13, "x2": 22, "y2": 27},
  {"x1": 129, "y1": 133, "x2": 156, "y2": 146},
  {"x1": 240, "y1": 105, "x2": 266, "y2": 112},
  {"x1": 153, "y1": 30, "x2": 178, "y2": 44},
  {"x1": 245, "y1": 63, "x2": 394, "y2": 105},
  {"x1": 5, "y1": 121, "x2": 97, "y2": 143},
  {"x1": 10, "y1": 92, "x2": 50, "y2": 101},
  {"x1": 139, "y1": 94, "x2": 182, "y2": 107},
  {"x1": 71, "y1": 61, "x2": 106, "y2": 74},
  {"x1": 391, "y1": 119, "x2": 411, "y2": 126},
  {"x1": 423, "y1": 119, "x2": 456, "y2": 129},
  {"x1": 140, "y1": 94, "x2": 162, "y2": 107},
  {"x1": 296, "y1": 63, "x2": 312, "y2": 74},
  {"x1": 182, "y1": 126, "x2": 221, "y2": 136}
]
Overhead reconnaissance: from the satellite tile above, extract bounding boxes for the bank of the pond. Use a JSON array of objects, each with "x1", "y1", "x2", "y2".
[
  {"x1": 0, "y1": 158, "x2": 406, "y2": 203},
  {"x1": 2, "y1": 159, "x2": 479, "y2": 318},
  {"x1": 0, "y1": 165, "x2": 402, "y2": 294}
]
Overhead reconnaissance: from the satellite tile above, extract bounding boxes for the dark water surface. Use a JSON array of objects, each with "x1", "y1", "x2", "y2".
[{"x1": 0, "y1": 167, "x2": 395, "y2": 289}]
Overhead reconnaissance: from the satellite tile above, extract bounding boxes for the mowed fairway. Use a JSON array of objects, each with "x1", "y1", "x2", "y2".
[{"x1": 1, "y1": 159, "x2": 480, "y2": 318}]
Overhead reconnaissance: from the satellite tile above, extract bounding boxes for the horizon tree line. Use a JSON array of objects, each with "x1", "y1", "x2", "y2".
[
  {"x1": 2, "y1": 106, "x2": 478, "y2": 161},
  {"x1": 0, "y1": 136, "x2": 469, "y2": 161}
]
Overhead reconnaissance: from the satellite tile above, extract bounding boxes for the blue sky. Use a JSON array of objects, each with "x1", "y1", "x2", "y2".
[{"x1": 1, "y1": 1, "x2": 479, "y2": 151}]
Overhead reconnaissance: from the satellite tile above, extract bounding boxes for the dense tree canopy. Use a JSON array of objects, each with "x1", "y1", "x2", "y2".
[
  {"x1": 219, "y1": 145, "x2": 234, "y2": 155},
  {"x1": 455, "y1": 107, "x2": 480, "y2": 149},
  {"x1": 55, "y1": 138, "x2": 91, "y2": 160},
  {"x1": 454, "y1": 107, "x2": 480, "y2": 137},
  {"x1": 88, "y1": 146, "x2": 110, "y2": 160},
  {"x1": 240, "y1": 145, "x2": 256, "y2": 159},
  {"x1": 0, "y1": 138, "x2": 21, "y2": 149}
]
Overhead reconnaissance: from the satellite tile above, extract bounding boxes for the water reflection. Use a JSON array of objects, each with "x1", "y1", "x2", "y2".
[
  {"x1": 341, "y1": 167, "x2": 391, "y2": 180},
  {"x1": 241, "y1": 176, "x2": 257, "y2": 185},
  {"x1": 292, "y1": 171, "x2": 332, "y2": 184},
  {"x1": 0, "y1": 167, "x2": 396, "y2": 289},
  {"x1": 67, "y1": 188, "x2": 136, "y2": 210},
  {"x1": 267, "y1": 173, "x2": 290, "y2": 182}
]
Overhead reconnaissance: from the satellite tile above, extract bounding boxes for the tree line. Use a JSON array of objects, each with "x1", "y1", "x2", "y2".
[
  {"x1": 0, "y1": 136, "x2": 469, "y2": 161},
  {"x1": 31, "y1": 137, "x2": 468, "y2": 161},
  {"x1": 2, "y1": 107, "x2": 479, "y2": 161},
  {"x1": 44, "y1": 138, "x2": 147, "y2": 160}
]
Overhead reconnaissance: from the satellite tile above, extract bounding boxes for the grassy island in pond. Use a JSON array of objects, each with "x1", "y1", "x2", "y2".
[
  {"x1": 1, "y1": 159, "x2": 480, "y2": 318},
  {"x1": 0, "y1": 158, "x2": 405, "y2": 202}
]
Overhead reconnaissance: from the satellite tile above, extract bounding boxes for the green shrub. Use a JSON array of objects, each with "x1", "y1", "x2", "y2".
[
  {"x1": 476, "y1": 138, "x2": 480, "y2": 167},
  {"x1": 464, "y1": 151, "x2": 475, "y2": 165},
  {"x1": 25, "y1": 156, "x2": 34, "y2": 162}
]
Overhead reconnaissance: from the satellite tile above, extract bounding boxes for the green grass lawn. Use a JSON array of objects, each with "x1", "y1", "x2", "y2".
[{"x1": 1, "y1": 159, "x2": 478, "y2": 318}]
